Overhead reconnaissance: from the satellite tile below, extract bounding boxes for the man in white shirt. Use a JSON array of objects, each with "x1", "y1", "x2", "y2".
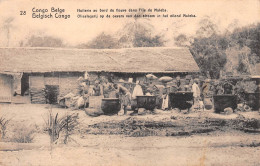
[{"x1": 192, "y1": 79, "x2": 201, "y2": 110}]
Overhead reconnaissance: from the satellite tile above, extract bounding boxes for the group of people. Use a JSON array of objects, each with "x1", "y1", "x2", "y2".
[
  {"x1": 74, "y1": 75, "x2": 216, "y2": 114},
  {"x1": 76, "y1": 77, "x2": 135, "y2": 114}
]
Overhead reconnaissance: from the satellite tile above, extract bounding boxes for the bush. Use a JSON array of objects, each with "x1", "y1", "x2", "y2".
[
  {"x1": 0, "y1": 116, "x2": 11, "y2": 139},
  {"x1": 44, "y1": 110, "x2": 79, "y2": 144},
  {"x1": 9, "y1": 125, "x2": 35, "y2": 143}
]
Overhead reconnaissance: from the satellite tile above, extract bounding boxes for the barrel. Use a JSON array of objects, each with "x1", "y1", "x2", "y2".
[
  {"x1": 169, "y1": 91, "x2": 193, "y2": 110},
  {"x1": 213, "y1": 95, "x2": 237, "y2": 113},
  {"x1": 101, "y1": 98, "x2": 121, "y2": 115},
  {"x1": 136, "y1": 95, "x2": 157, "y2": 110}
]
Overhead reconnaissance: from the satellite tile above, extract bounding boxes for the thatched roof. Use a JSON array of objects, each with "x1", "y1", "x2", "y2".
[{"x1": 0, "y1": 47, "x2": 200, "y2": 73}]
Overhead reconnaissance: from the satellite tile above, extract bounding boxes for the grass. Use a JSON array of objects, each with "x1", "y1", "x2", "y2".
[
  {"x1": 8, "y1": 124, "x2": 35, "y2": 143},
  {"x1": 0, "y1": 115, "x2": 11, "y2": 139}
]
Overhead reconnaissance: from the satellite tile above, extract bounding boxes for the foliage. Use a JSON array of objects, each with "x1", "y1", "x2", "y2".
[
  {"x1": 9, "y1": 125, "x2": 35, "y2": 143},
  {"x1": 1, "y1": 17, "x2": 15, "y2": 47},
  {"x1": 190, "y1": 19, "x2": 260, "y2": 78},
  {"x1": 80, "y1": 18, "x2": 166, "y2": 49},
  {"x1": 26, "y1": 35, "x2": 64, "y2": 47},
  {"x1": 235, "y1": 80, "x2": 257, "y2": 93},
  {"x1": 190, "y1": 35, "x2": 227, "y2": 78},
  {"x1": 79, "y1": 32, "x2": 120, "y2": 49},
  {"x1": 196, "y1": 16, "x2": 219, "y2": 38},
  {"x1": 133, "y1": 32, "x2": 165, "y2": 47},
  {"x1": 44, "y1": 110, "x2": 79, "y2": 144},
  {"x1": 174, "y1": 34, "x2": 190, "y2": 47},
  {"x1": 0, "y1": 116, "x2": 10, "y2": 139}
]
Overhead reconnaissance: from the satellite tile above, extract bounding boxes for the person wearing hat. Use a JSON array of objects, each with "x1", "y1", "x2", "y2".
[{"x1": 113, "y1": 83, "x2": 131, "y2": 115}]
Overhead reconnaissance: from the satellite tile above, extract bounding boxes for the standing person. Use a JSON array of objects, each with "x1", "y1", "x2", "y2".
[
  {"x1": 93, "y1": 80, "x2": 103, "y2": 96},
  {"x1": 202, "y1": 79, "x2": 211, "y2": 99},
  {"x1": 102, "y1": 77, "x2": 113, "y2": 98},
  {"x1": 113, "y1": 83, "x2": 131, "y2": 115},
  {"x1": 77, "y1": 77, "x2": 85, "y2": 96},
  {"x1": 161, "y1": 83, "x2": 169, "y2": 110},
  {"x1": 132, "y1": 81, "x2": 144, "y2": 114},
  {"x1": 132, "y1": 81, "x2": 143, "y2": 98},
  {"x1": 192, "y1": 79, "x2": 201, "y2": 110}
]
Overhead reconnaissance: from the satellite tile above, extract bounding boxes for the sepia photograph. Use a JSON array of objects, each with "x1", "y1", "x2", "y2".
[{"x1": 0, "y1": 0, "x2": 259, "y2": 165}]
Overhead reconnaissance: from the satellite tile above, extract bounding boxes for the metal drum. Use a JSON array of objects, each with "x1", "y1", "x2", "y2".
[
  {"x1": 136, "y1": 95, "x2": 157, "y2": 110},
  {"x1": 169, "y1": 91, "x2": 193, "y2": 110},
  {"x1": 213, "y1": 95, "x2": 237, "y2": 113},
  {"x1": 101, "y1": 98, "x2": 121, "y2": 115}
]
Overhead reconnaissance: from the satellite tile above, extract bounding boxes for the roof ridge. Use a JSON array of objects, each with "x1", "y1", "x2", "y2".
[{"x1": 0, "y1": 46, "x2": 188, "y2": 51}]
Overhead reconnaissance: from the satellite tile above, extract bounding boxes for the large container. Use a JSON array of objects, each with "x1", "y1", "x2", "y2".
[
  {"x1": 89, "y1": 96, "x2": 104, "y2": 109},
  {"x1": 244, "y1": 92, "x2": 260, "y2": 110},
  {"x1": 213, "y1": 95, "x2": 237, "y2": 113},
  {"x1": 169, "y1": 91, "x2": 193, "y2": 110},
  {"x1": 101, "y1": 98, "x2": 121, "y2": 115},
  {"x1": 136, "y1": 95, "x2": 157, "y2": 110}
]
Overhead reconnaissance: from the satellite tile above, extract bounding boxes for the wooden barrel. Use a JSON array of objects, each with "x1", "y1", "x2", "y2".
[
  {"x1": 101, "y1": 98, "x2": 121, "y2": 115},
  {"x1": 213, "y1": 95, "x2": 237, "y2": 113},
  {"x1": 136, "y1": 96, "x2": 157, "y2": 110}
]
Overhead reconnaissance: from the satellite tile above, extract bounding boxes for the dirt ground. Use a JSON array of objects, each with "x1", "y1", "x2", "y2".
[{"x1": 0, "y1": 104, "x2": 260, "y2": 166}]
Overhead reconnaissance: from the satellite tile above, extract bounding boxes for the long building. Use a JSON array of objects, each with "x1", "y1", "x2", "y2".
[{"x1": 0, "y1": 47, "x2": 200, "y2": 104}]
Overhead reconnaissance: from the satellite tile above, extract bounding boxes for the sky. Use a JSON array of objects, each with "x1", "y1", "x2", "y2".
[{"x1": 0, "y1": 0, "x2": 259, "y2": 47}]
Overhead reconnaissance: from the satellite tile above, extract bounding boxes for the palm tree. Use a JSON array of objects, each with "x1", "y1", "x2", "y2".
[{"x1": 2, "y1": 17, "x2": 15, "y2": 47}]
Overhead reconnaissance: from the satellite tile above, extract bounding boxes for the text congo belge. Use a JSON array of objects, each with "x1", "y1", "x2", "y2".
[{"x1": 32, "y1": 7, "x2": 70, "y2": 19}]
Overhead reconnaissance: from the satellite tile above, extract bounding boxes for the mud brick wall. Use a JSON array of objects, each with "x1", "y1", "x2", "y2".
[
  {"x1": 59, "y1": 73, "x2": 81, "y2": 97},
  {"x1": 0, "y1": 74, "x2": 13, "y2": 102},
  {"x1": 44, "y1": 76, "x2": 59, "y2": 85},
  {"x1": 29, "y1": 72, "x2": 84, "y2": 102}
]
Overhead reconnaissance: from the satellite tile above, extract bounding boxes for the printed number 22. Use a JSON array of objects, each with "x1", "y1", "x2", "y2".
[{"x1": 20, "y1": 11, "x2": 26, "y2": 15}]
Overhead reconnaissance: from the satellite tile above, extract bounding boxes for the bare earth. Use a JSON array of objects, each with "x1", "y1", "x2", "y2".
[{"x1": 0, "y1": 104, "x2": 259, "y2": 166}]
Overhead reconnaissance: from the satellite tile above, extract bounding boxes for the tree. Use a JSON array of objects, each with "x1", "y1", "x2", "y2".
[
  {"x1": 79, "y1": 32, "x2": 119, "y2": 49},
  {"x1": 174, "y1": 34, "x2": 190, "y2": 47},
  {"x1": 190, "y1": 21, "x2": 260, "y2": 78},
  {"x1": 25, "y1": 35, "x2": 64, "y2": 47},
  {"x1": 2, "y1": 17, "x2": 15, "y2": 47},
  {"x1": 190, "y1": 35, "x2": 227, "y2": 78},
  {"x1": 196, "y1": 16, "x2": 219, "y2": 38},
  {"x1": 117, "y1": 12, "x2": 166, "y2": 48},
  {"x1": 231, "y1": 23, "x2": 260, "y2": 63},
  {"x1": 133, "y1": 31, "x2": 165, "y2": 47}
]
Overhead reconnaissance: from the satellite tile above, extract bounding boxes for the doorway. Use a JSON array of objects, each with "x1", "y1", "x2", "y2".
[
  {"x1": 21, "y1": 73, "x2": 29, "y2": 96},
  {"x1": 45, "y1": 85, "x2": 59, "y2": 104}
]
